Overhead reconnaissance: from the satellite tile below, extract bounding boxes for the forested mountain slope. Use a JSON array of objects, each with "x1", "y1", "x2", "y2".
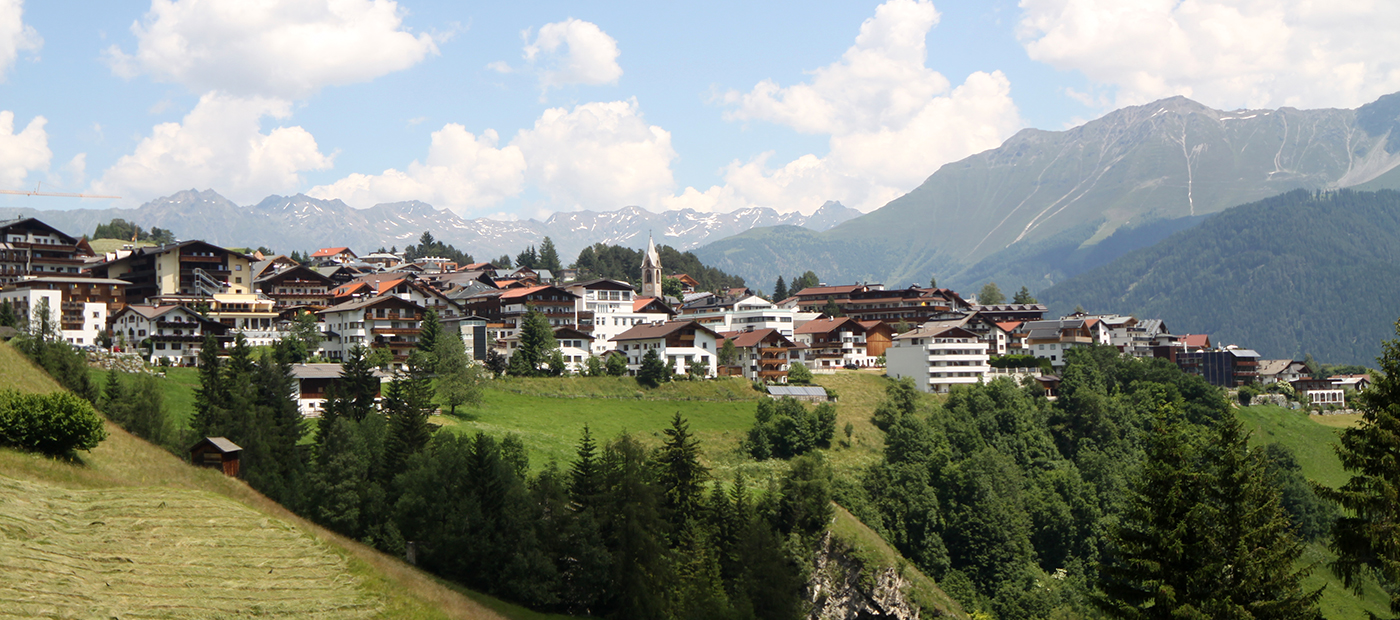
[
  {"x1": 1039, "y1": 189, "x2": 1400, "y2": 365},
  {"x1": 696, "y1": 92, "x2": 1400, "y2": 294}
]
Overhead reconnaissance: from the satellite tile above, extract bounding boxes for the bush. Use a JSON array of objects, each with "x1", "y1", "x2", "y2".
[
  {"x1": 788, "y1": 361, "x2": 813, "y2": 385},
  {"x1": 744, "y1": 397, "x2": 836, "y2": 460},
  {"x1": 0, "y1": 389, "x2": 108, "y2": 454}
]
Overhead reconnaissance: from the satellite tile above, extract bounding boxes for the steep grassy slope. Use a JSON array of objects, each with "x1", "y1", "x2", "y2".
[
  {"x1": 1239, "y1": 405, "x2": 1391, "y2": 620},
  {"x1": 1039, "y1": 189, "x2": 1400, "y2": 365},
  {"x1": 696, "y1": 93, "x2": 1400, "y2": 294},
  {"x1": 0, "y1": 342, "x2": 531, "y2": 620}
]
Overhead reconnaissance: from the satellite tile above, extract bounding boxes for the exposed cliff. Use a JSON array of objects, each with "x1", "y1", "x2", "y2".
[{"x1": 808, "y1": 507, "x2": 968, "y2": 620}]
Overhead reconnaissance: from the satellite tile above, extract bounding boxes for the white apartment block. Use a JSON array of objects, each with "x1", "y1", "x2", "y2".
[{"x1": 886, "y1": 324, "x2": 990, "y2": 393}]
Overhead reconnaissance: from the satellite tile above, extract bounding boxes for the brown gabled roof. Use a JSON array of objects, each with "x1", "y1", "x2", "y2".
[
  {"x1": 499, "y1": 285, "x2": 577, "y2": 300},
  {"x1": 857, "y1": 320, "x2": 893, "y2": 334},
  {"x1": 612, "y1": 320, "x2": 717, "y2": 342},
  {"x1": 795, "y1": 316, "x2": 860, "y2": 335},
  {"x1": 895, "y1": 324, "x2": 981, "y2": 341},
  {"x1": 996, "y1": 321, "x2": 1022, "y2": 333},
  {"x1": 716, "y1": 328, "x2": 795, "y2": 349},
  {"x1": 318, "y1": 295, "x2": 422, "y2": 315},
  {"x1": 794, "y1": 284, "x2": 864, "y2": 297}
]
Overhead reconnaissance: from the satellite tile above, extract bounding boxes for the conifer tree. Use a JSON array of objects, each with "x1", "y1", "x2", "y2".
[
  {"x1": 340, "y1": 344, "x2": 381, "y2": 421},
  {"x1": 605, "y1": 352, "x2": 628, "y2": 376},
  {"x1": 773, "y1": 275, "x2": 788, "y2": 302},
  {"x1": 1013, "y1": 286, "x2": 1038, "y2": 304},
  {"x1": 417, "y1": 308, "x2": 441, "y2": 354},
  {"x1": 192, "y1": 332, "x2": 227, "y2": 437},
  {"x1": 1097, "y1": 405, "x2": 1210, "y2": 619},
  {"x1": 637, "y1": 349, "x2": 670, "y2": 387},
  {"x1": 384, "y1": 350, "x2": 436, "y2": 477},
  {"x1": 570, "y1": 425, "x2": 601, "y2": 508},
  {"x1": 1321, "y1": 319, "x2": 1400, "y2": 615},
  {"x1": 1198, "y1": 413, "x2": 1320, "y2": 619},
  {"x1": 538, "y1": 236, "x2": 563, "y2": 272},
  {"x1": 655, "y1": 413, "x2": 708, "y2": 525}
]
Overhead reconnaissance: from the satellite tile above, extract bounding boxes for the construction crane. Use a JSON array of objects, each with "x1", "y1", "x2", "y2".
[{"x1": 0, "y1": 183, "x2": 119, "y2": 199}]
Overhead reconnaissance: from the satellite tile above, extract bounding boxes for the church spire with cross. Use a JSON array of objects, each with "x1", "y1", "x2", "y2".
[{"x1": 640, "y1": 232, "x2": 662, "y2": 298}]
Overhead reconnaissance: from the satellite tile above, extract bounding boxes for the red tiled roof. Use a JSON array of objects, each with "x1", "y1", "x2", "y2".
[
  {"x1": 996, "y1": 321, "x2": 1022, "y2": 333},
  {"x1": 1183, "y1": 334, "x2": 1211, "y2": 348},
  {"x1": 311, "y1": 246, "x2": 352, "y2": 258},
  {"x1": 375, "y1": 278, "x2": 407, "y2": 294}
]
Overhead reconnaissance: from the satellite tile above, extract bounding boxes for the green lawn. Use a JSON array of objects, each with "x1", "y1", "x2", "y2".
[{"x1": 90, "y1": 365, "x2": 202, "y2": 428}]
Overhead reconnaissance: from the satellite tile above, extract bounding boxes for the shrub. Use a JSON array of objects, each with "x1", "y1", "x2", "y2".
[
  {"x1": 0, "y1": 389, "x2": 108, "y2": 454},
  {"x1": 744, "y1": 397, "x2": 836, "y2": 460},
  {"x1": 788, "y1": 362, "x2": 813, "y2": 385}
]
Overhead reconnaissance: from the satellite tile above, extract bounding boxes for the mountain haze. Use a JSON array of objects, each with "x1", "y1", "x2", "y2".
[
  {"x1": 1039, "y1": 189, "x2": 1400, "y2": 365},
  {"x1": 0, "y1": 192, "x2": 860, "y2": 261},
  {"x1": 695, "y1": 93, "x2": 1400, "y2": 294}
]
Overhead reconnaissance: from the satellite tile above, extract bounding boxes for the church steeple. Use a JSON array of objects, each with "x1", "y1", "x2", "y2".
[{"x1": 641, "y1": 234, "x2": 662, "y2": 298}]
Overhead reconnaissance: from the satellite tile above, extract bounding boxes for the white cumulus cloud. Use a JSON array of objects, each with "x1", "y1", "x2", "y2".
[
  {"x1": 311, "y1": 99, "x2": 675, "y2": 214},
  {"x1": 106, "y1": 0, "x2": 438, "y2": 99},
  {"x1": 523, "y1": 18, "x2": 622, "y2": 90},
  {"x1": 515, "y1": 99, "x2": 675, "y2": 210},
  {"x1": 0, "y1": 0, "x2": 40, "y2": 80},
  {"x1": 93, "y1": 93, "x2": 332, "y2": 204},
  {"x1": 1019, "y1": 0, "x2": 1400, "y2": 110},
  {"x1": 308, "y1": 124, "x2": 526, "y2": 211},
  {"x1": 0, "y1": 110, "x2": 50, "y2": 187},
  {"x1": 705, "y1": 0, "x2": 1021, "y2": 213}
]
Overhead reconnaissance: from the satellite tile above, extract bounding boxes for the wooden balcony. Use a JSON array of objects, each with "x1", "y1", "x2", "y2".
[{"x1": 372, "y1": 327, "x2": 420, "y2": 336}]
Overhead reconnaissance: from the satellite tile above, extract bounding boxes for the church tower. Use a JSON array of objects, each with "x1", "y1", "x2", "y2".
[{"x1": 641, "y1": 234, "x2": 662, "y2": 298}]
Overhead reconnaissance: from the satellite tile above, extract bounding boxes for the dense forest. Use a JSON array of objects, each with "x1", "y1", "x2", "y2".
[
  {"x1": 1040, "y1": 189, "x2": 1400, "y2": 365},
  {"x1": 572, "y1": 242, "x2": 746, "y2": 292}
]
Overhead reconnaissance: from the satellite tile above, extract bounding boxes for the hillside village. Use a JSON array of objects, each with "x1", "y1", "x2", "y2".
[{"x1": 0, "y1": 215, "x2": 1367, "y2": 410}]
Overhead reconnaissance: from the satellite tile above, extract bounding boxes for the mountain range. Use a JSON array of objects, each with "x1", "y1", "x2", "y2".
[
  {"x1": 694, "y1": 92, "x2": 1400, "y2": 294},
  {"x1": 1038, "y1": 189, "x2": 1400, "y2": 366},
  {"x1": 0, "y1": 192, "x2": 861, "y2": 262}
]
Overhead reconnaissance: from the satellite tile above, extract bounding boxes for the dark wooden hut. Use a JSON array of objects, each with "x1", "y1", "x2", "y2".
[{"x1": 189, "y1": 437, "x2": 242, "y2": 477}]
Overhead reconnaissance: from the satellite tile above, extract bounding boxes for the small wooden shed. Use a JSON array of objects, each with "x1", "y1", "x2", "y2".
[{"x1": 190, "y1": 437, "x2": 242, "y2": 477}]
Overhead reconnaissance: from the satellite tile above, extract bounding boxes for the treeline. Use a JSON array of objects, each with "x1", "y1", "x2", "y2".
[
  {"x1": 92, "y1": 218, "x2": 176, "y2": 244},
  {"x1": 836, "y1": 346, "x2": 1333, "y2": 618},
  {"x1": 573, "y1": 242, "x2": 745, "y2": 292},
  {"x1": 184, "y1": 336, "x2": 817, "y2": 618},
  {"x1": 1039, "y1": 189, "x2": 1400, "y2": 365},
  {"x1": 404, "y1": 231, "x2": 473, "y2": 266}
]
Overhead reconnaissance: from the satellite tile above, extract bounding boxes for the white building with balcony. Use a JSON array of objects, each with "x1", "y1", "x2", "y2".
[
  {"x1": 317, "y1": 296, "x2": 424, "y2": 370},
  {"x1": 564, "y1": 278, "x2": 675, "y2": 355},
  {"x1": 612, "y1": 319, "x2": 719, "y2": 377},
  {"x1": 886, "y1": 323, "x2": 990, "y2": 393},
  {"x1": 793, "y1": 316, "x2": 878, "y2": 372}
]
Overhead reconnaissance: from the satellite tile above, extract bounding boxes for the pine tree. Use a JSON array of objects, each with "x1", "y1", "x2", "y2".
[
  {"x1": 418, "y1": 308, "x2": 442, "y2": 354},
  {"x1": 192, "y1": 332, "x2": 227, "y2": 438},
  {"x1": 822, "y1": 296, "x2": 844, "y2": 317},
  {"x1": 340, "y1": 345, "x2": 382, "y2": 422},
  {"x1": 773, "y1": 275, "x2": 788, "y2": 301},
  {"x1": 511, "y1": 308, "x2": 557, "y2": 376},
  {"x1": 1198, "y1": 413, "x2": 1320, "y2": 619},
  {"x1": 250, "y1": 349, "x2": 308, "y2": 508},
  {"x1": 655, "y1": 413, "x2": 708, "y2": 526},
  {"x1": 538, "y1": 236, "x2": 563, "y2": 272},
  {"x1": 384, "y1": 351, "x2": 436, "y2": 477},
  {"x1": 1013, "y1": 286, "x2": 1038, "y2": 304},
  {"x1": 570, "y1": 425, "x2": 601, "y2": 508},
  {"x1": 1097, "y1": 406, "x2": 1210, "y2": 619},
  {"x1": 637, "y1": 349, "x2": 670, "y2": 387},
  {"x1": 1320, "y1": 318, "x2": 1400, "y2": 615},
  {"x1": 0, "y1": 301, "x2": 16, "y2": 328}
]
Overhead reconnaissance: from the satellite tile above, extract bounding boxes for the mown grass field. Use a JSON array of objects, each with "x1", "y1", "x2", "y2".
[
  {"x1": 1238, "y1": 404, "x2": 1391, "y2": 620},
  {"x1": 0, "y1": 341, "x2": 539, "y2": 620}
]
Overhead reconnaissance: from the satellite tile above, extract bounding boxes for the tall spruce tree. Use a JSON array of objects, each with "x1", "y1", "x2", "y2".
[
  {"x1": 655, "y1": 413, "x2": 708, "y2": 526},
  {"x1": 538, "y1": 236, "x2": 563, "y2": 272},
  {"x1": 773, "y1": 275, "x2": 788, "y2": 301},
  {"x1": 192, "y1": 332, "x2": 227, "y2": 437},
  {"x1": 417, "y1": 308, "x2": 442, "y2": 354},
  {"x1": 571, "y1": 425, "x2": 601, "y2": 508},
  {"x1": 1321, "y1": 318, "x2": 1400, "y2": 615},
  {"x1": 384, "y1": 350, "x2": 436, "y2": 477}
]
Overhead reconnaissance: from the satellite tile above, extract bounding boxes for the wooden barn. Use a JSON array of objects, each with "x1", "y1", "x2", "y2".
[{"x1": 189, "y1": 437, "x2": 242, "y2": 477}]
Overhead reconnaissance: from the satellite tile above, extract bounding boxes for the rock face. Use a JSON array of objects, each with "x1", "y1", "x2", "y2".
[{"x1": 808, "y1": 532, "x2": 922, "y2": 620}]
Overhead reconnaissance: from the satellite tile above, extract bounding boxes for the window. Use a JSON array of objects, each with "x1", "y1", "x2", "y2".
[{"x1": 235, "y1": 264, "x2": 242, "y2": 271}]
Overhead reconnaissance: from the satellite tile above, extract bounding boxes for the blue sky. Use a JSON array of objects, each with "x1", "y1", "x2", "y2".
[{"x1": 2, "y1": 0, "x2": 1397, "y2": 219}]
